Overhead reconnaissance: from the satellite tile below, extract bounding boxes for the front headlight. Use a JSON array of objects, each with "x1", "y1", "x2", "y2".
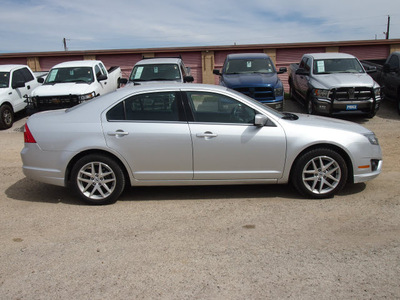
[
  {"x1": 274, "y1": 87, "x2": 284, "y2": 97},
  {"x1": 79, "y1": 91, "x2": 96, "y2": 101},
  {"x1": 313, "y1": 89, "x2": 330, "y2": 99},
  {"x1": 374, "y1": 88, "x2": 381, "y2": 98},
  {"x1": 364, "y1": 133, "x2": 379, "y2": 145}
]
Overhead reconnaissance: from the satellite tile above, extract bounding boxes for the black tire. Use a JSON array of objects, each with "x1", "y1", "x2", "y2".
[
  {"x1": 397, "y1": 91, "x2": 400, "y2": 115},
  {"x1": 0, "y1": 104, "x2": 14, "y2": 130},
  {"x1": 288, "y1": 80, "x2": 295, "y2": 100},
  {"x1": 291, "y1": 148, "x2": 348, "y2": 199},
  {"x1": 70, "y1": 154, "x2": 126, "y2": 205},
  {"x1": 306, "y1": 94, "x2": 314, "y2": 114}
]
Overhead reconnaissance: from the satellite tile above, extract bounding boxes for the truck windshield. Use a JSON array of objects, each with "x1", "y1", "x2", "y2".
[
  {"x1": 313, "y1": 58, "x2": 364, "y2": 74},
  {"x1": 44, "y1": 67, "x2": 94, "y2": 84},
  {"x1": 130, "y1": 64, "x2": 181, "y2": 81},
  {"x1": 0, "y1": 72, "x2": 10, "y2": 88},
  {"x1": 225, "y1": 58, "x2": 275, "y2": 74}
]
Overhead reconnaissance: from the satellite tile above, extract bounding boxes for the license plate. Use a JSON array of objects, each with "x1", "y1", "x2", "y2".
[{"x1": 346, "y1": 104, "x2": 357, "y2": 111}]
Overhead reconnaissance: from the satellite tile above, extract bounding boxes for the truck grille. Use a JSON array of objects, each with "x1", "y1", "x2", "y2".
[
  {"x1": 332, "y1": 87, "x2": 373, "y2": 101},
  {"x1": 35, "y1": 95, "x2": 81, "y2": 108},
  {"x1": 233, "y1": 87, "x2": 274, "y2": 101}
]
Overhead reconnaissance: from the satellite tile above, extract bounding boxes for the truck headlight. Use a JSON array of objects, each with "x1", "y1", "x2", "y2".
[
  {"x1": 275, "y1": 87, "x2": 283, "y2": 97},
  {"x1": 79, "y1": 92, "x2": 96, "y2": 101},
  {"x1": 374, "y1": 88, "x2": 381, "y2": 98},
  {"x1": 313, "y1": 89, "x2": 330, "y2": 99},
  {"x1": 364, "y1": 133, "x2": 379, "y2": 145}
]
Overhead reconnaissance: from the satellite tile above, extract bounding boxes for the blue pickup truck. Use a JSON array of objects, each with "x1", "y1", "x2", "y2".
[{"x1": 213, "y1": 53, "x2": 287, "y2": 110}]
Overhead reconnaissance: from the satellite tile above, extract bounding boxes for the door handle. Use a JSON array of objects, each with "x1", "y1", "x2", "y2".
[
  {"x1": 196, "y1": 131, "x2": 218, "y2": 138},
  {"x1": 107, "y1": 130, "x2": 129, "y2": 137}
]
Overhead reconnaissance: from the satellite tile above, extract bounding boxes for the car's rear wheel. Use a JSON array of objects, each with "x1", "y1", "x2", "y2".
[
  {"x1": 292, "y1": 148, "x2": 348, "y2": 199},
  {"x1": 70, "y1": 154, "x2": 125, "y2": 205},
  {"x1": 0, "y1": 104, "x2": 14, "y2": 129}
]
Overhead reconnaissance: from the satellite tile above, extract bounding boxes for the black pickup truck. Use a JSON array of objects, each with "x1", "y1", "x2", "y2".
[{"x1": 362, "y1": 52, "x2": 400, "y2": 114}]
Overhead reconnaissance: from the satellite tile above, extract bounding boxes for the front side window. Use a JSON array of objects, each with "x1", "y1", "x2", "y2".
[
  {"x1": 20, "y1": 67, "x2": 34, "y2": 82},
  {"x1": 45, "y1": 67, "x2": 94, "y2": 84},
  {"x1": 129, "y1": 64, "x2": 181, "y2": 81},
  {"x1": 186, "y1": 91, "x2": 256, "y2": 124},
  {"x1": 12, "y1": 69, "x2": 25, "y2": 84},
  {"x1": 107, "y1": 92, "x2": 181, "y2": 122},
  {"x1": 388, "y1": 55, "x2": 399, "y2": 70}
]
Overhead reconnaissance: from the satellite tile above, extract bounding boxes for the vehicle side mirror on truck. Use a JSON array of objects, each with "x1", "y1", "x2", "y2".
[
  {"x1": 213, "y1": 69, "x2": 221, "y2": 76},
  {"x1": 278, "y1": 67, "x2": 287, "y2": 74},
  {"x1": 295, "y1": 68, "x2": 309, "y2": 76},
  {"x1": 184, "y1": 76, "x2": 194, "y2": 83},
  {"x1": 12, "y1": 81, "x2": 25, "y2": 89}
]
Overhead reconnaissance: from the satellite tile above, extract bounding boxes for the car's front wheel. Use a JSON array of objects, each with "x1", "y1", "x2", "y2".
[
  {"x1": 70, "y1": 154, "x2": 126, "y2": 205},
  {"x1": 292, "y1": 148, "x2": 348, "y2": 199},
  {"x1": 0, "y1": 104, "x2": 14, "y2": 129}
]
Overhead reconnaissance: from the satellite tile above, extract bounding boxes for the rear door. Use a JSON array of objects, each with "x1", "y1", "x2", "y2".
[
  {"x1": 184, "y1": 91, "x2": 286, "y2": 180},
  {"x1": 102, "y1": 90, "x2": 193, "y2": 180}
]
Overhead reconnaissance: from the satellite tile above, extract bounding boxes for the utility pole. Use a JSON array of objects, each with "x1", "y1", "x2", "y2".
[
  {"x1": 63, "y1": 38, "x2": 68, "y2": 51},
  {"x1": 385, "y1": 15, "x2": 390, "y2": 39}
]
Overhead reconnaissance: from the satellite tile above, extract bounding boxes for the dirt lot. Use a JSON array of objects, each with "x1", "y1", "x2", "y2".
[{"x1": 1, "y1": 99, "x2": 399, "y2": 299}]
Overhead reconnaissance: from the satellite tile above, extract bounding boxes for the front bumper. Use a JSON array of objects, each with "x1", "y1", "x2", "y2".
[{"x1": 312, "y1": 97, "x2": 380, "y2": 115}]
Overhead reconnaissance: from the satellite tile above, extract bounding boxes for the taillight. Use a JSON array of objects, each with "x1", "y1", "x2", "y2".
[{"x1": 24, "y1": 124, "x2": 36, "y2": 143}]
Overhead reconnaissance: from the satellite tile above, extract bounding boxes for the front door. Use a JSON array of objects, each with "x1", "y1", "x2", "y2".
[{"x1": 185, "y1": 91, "x2": 286, "y2": 180}]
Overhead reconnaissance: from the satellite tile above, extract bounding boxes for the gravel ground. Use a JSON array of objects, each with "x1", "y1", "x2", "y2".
[{"x1": 0, "y1": 99, "x2": 399, "y2": 299}]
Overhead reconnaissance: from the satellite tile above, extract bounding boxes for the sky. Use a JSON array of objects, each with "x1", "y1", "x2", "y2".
[{"x1": 0, "y1": 0, "x2": 399, "y2": 54}]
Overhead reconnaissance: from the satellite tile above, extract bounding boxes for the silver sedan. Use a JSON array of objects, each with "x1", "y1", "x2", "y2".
[{"x1": 21, "y1": 84, "x2": 382, "y2": 205}]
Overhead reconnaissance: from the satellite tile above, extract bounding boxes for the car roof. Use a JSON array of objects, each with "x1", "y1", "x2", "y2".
[
  {"x1": 0, "y1": 64, "x2": 28, "y2": 72},
  {"x1": 227, "y1": 53, "x2": 271, "y2": 60},
  {"x1": 50, "y1": 60, "x2": 102, "y2": 69},
  {"x1": 307, "y1": 53, "x2": 357, "y2": 60},
  {"x1": 135, "y1": 58, "x2": 183, "y2": 65}
]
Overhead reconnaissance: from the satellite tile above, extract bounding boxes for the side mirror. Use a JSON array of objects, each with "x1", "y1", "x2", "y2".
[
  {"x1": 365, "y1": 66, "x2": 377, "y2": 73},
  {"x1": 254, "y1": 114, "x2": 269, "y2": 127},
  {"x1": 12, "y1": 81, "x2": 25, "y2": 89},
  {"x1": 295, "y1": 68, "x2": 309, "y2": 76},
  {"x1": 97, "y1": 74, "x2": 108, "y2": 82},
  {"x1": 184, "y1": 76, "x2": 194, "y2": 83},
  {"x1": 278, "y1": 67, "x2": 287, "y2": 74},
  {"x1": 213, "y1": 69, "x2": 221, "y2": 76},
  {"x1": 119, "y1": 78, "x2": 128, "y2": 84},
  {"x1": 37, "y1": 77, "x2": 44, "y2": 83}
]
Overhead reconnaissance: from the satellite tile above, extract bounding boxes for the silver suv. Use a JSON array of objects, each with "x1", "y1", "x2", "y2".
[{"x1": 125, "y1": 57, "x2": 194, "y2": 85}]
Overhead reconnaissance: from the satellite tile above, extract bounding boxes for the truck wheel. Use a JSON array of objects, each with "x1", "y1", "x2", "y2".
[
  {"x1": 70, "y1": 154, "x2": 126, "y2": 205},
  {"x1": 306, "y1": 95, "x2": 314, "y2": 114},
  {"x1": 288, "y1": 80, "x2": 295, "y2": 100},
  {"x1": 397, "y1": 91, "x2": 400, "y2": 115},
  {"x1": 291, "y1": 148, "x2": 348, "y2": 199},
  {"x1": 0, "y1": 104, "x2": 14, "y2": 130}
]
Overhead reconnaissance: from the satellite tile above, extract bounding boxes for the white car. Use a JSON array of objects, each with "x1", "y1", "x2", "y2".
[
  {"x1": 21, "y1": 84, "x2": 382, "y2": 205},
  {"x1": 28, "y1": 60, "x2": 122, "y2": 112},
  {"x1": 0, "y1": 65, "x2": 42, "y2": 129}
]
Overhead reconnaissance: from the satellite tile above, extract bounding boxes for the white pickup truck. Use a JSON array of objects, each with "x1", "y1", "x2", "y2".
[
  {"x1": 0, "y1": 64, "x2": 43, "y2": 129},
  {"x1": 28, "y1": 60, "x2": 122, "y2": 113}
]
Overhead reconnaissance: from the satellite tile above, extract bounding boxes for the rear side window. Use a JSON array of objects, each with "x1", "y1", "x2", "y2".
[{"x1": 107, "y1": 92, "x2": 182, "y2": 121}]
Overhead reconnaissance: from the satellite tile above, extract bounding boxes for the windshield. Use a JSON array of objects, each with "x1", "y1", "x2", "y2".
[
  {"x1": 45, "y1": 67, "x2": 94, "y2": 84},
  {"x1": 129, "y1": 64, "x2": 181, "y2": 81},
  {"x1": 313, "y1": 58, "x2": 364, "y2": 74},
  {"x1": 0, "y1": 72, "x2": 10, "y2": 88},
  {"x1": 225, "y1": 58, "x2": 275, "y2": 74}
]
